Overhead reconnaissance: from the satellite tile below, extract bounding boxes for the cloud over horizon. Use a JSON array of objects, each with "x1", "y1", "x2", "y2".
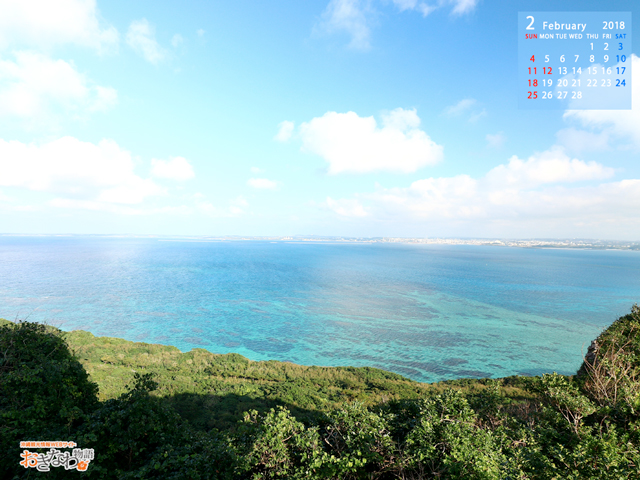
[{"x1": 318, "y1": 146, "x2": 637, "y2": 237}]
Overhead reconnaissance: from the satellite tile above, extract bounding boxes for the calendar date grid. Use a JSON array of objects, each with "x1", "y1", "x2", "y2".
[{"x1": 518, "y1": 12, "x2": 631, "y2": 110}]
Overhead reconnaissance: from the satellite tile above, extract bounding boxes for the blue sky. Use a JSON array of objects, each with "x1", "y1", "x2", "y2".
[{"x1": 0, "y1": 0, "x2": 638, "y2": 238}]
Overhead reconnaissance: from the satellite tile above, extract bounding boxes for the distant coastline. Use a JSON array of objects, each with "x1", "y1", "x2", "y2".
[{"x1": 2, "y1": 233, "x2": 639, "y2": 250}]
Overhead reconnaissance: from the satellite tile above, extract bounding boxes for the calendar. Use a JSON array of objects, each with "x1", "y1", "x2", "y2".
[{"x1": 518, "y1": 12, "x2": 632, "y2": 109}]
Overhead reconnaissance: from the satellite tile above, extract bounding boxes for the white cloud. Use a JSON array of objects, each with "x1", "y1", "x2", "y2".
[
  {"x1": 468, "y1": 109, "x2": 486, "y2": 123},
  {"x1": 391, "y1": 0, "x2": 436, "y2": 16},
  {"x1": 90, "y1": 85, "x2": 118, "y2": 112},
  {"x1": 318, "y1": 0, "x2": 480, "y2": 48},
  {"x1": 484, "y1": 147, "x2": 614, "y2": 190},
  {"x1": 171, "y1": 34, "x2": 184, "y2": 48},
  {"x1": 298, "y1": 108, "x2": 443, "y2": 174},
  {"x1": 151, "y1": 157, "x2": 195, "y2": 181},
  {"x1": 198, "y1": 195, "x2": 249, "y2": 218},
  {"x1": 196, "y1": 195, "x2": 247, "y2": 217},
  {"x1": 443, "y1": 98, "x2": 485, "y2": 122},
  {"x1": 0, "y1": 51, "x2": 117, "y2": 124},
  {"x1": 0, "y1": 0, "x2": 118, "y2": 53},
  {"x1": 443, "y1": 98, "x2": 475, "y2": 116},
  {"x1": 391, "y1": 0, "x2": 419, "y2": 11},
  {"x1": 0, "y1": 136, "x2": 164, "y2": 207},
  {"x1": 381, "y1": 107, "x2": 420, "y2": 130},
  {"x1": 126, "y1": 19, "x2": 166, "y2": 64},
  {"x1": 325, "y1": 147, "x2": 636, "y2": 236},
  {"x1": 486, "y1": 132, "x2": 505, "y2": 149},
  {"x1": 0, "y1": 189, "x2": 13, "y2": 202},
  {"x1": 326, "y1": 196, "x2": 368, "y2": 217},
  {"x1": 390, "y1": 0, "x2": 478, "y2": 17},
  {"x1": 45, "y1": 192, "x2": 248, "y2": 218},
  {"x1": 45, "y1": 199, "x2": 195, "y2": 216},
  {"x1": 556, "y1": 128, "x2": 610, "y2": 154},
  {"x1": 319, "y1": 0, "x2": 372, "y2": 50},
  {"x1": 231, "y1": 195, "x2": 248, "y2": 212},
  {"x1": 417, "y1": 4, "x2": 438, "y2": 16},
  {"x1": 274, "y1": 120, "x2": 294, "y2": 142},
  {"x1": 247, "y1": 178, "x2": 278, "y2": 190},
  {"x1": 49, "y1": 198, "x2": 139, "y2": 214},
  {"x1": 250, "y1": 166, "x2": 264, "y2": 174},
  {"x1": 448, "y1": 0, "x2": 479, "y2": 15},
  {"x1": 196, "y1": 29, "x2": 205, "y2": 37},
  {"x1": 376, "y1": 174, "x2": 479, "y2": 219},
  {"x1": 563, "y1": 55, "x2": 640, "y2": 148}
]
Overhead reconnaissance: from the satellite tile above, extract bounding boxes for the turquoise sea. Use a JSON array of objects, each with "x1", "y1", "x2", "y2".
[{"x1": 1, "y1": 236, "x2": 639, "y2": 383}]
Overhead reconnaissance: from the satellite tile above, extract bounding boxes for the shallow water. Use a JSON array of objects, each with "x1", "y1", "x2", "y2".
[{"x1": 1, "y1": 236, "x2": 639, "y2": 382}]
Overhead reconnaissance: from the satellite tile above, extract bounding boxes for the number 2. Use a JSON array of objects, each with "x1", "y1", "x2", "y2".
[{"x1": 526, "y1": 16, "x2": 534, "y2": 30}]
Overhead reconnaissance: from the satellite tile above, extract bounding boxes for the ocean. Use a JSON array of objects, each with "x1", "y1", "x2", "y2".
[{"x1": 1, "y1": 236, "x2": 639, "y2": 383}]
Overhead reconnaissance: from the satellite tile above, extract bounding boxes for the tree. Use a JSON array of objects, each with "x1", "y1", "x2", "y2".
[{"x1": 0, "y1": 321, "x2": 99, "y2": 476}]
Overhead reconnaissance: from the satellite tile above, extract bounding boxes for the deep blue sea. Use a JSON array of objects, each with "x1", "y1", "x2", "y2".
[{"x1": 1, "y1": 236, "x2": 639, "y2": 383}]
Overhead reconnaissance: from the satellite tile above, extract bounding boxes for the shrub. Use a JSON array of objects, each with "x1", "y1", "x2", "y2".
[
  {"x1": 77, "y1": 373, "x2": 185, "y2": 478},
  {"x1": 578, "y1": 304, "x2": 640, "y2": 423},
  {"x1": 0, "y1": 321, "x2": 99, "y2": 476},
  {"x1": 403, "y1": 389, "x2": 507, "y2": 479},
  {"x1": 319, "y1": 402, "x2": 397, "y2": 479},
  {"x1": 235, "y1": 406, "x2": 322, "y2": 479}
]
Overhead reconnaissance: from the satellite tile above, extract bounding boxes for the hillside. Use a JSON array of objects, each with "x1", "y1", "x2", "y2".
[
  {"x1": 1, "y1": 305, "x2": 639, "y2": 479},
  {"x1": 0, "y1": 317, "x2": 531, "y2": 432}
]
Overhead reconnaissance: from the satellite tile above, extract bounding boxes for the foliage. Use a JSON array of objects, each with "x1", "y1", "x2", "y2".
[
  {"x1": 75, "y1": 372, "x2": 185, "y2": 478},
  {"x1": 578, "y1": 304, "x2": 640, "y2": 424},
  {"x1": 0, "y1": 320, "x2": 98, "y2": 477},
  {"x1": 319, "y1": 402, "x2": 397, "y2": 479},
  {"x1": 402, "y1": 389, "x2": 507, "y2": 479},
  {"x1": 235, "y1": 407, "x2": 322, "y2": 479},
  {"x1": 51, "y1": 323, "x2": 441, "y2": 430},
  {"x1": 1, "y1": 304, "x2": 640, "y2": 479},
  {"x1": 537, "y1": 372, "x2": 596, "y2": 435}
]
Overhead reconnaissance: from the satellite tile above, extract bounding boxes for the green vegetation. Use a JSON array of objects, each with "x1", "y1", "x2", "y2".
[
  {"x1": 1, "y1": 305, "x2": 640, "y2": 479},
  {"x1": 60, "y1": 327, "x2": 443, "y2": 431}
]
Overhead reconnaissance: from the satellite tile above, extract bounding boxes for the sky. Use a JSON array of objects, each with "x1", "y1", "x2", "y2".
[{"x1": 0, "y1": 0, "x2": 638, "y2": 239}]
